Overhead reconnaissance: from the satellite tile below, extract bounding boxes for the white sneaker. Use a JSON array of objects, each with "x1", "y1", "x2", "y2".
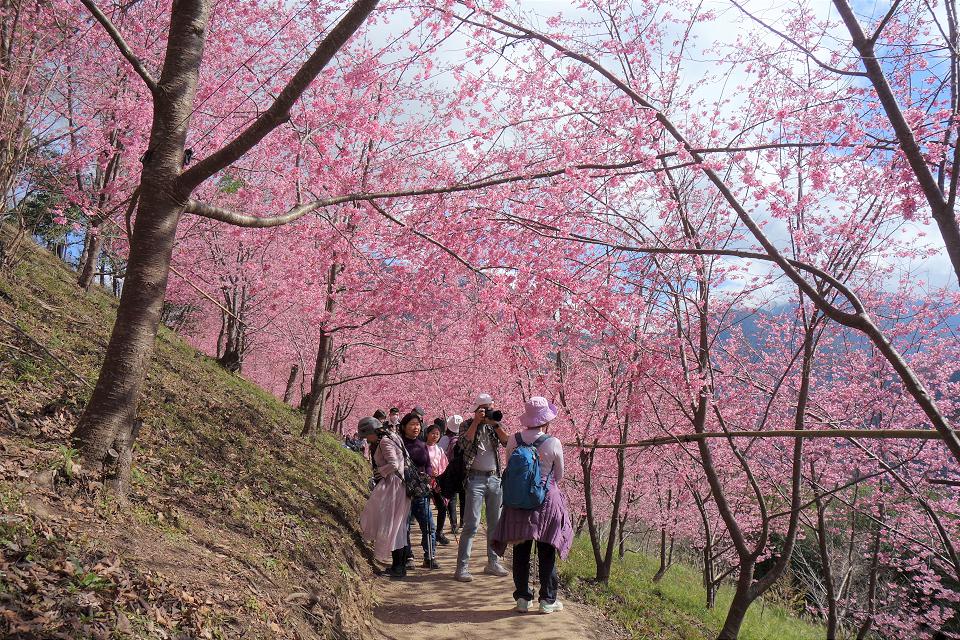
[
  {"x1": 539, "y1": 600, "x2": 564, "y2": 614},
  {"x1": 515, "y1": 598, "x2": 531, "y2": 613},
  {"x1": 454, "y1": 571, "x2": 474, "y2": 582},
  {"x1": 483, "y1": 562, "x2": 509, "y2": 577}
]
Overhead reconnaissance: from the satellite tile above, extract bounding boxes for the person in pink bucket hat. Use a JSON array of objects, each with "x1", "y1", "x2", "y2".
[{"x1": 491, "y1": 396, "x2": 573, "y2": 614}]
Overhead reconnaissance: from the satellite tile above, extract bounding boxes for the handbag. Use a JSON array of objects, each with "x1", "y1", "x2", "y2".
[
  {"x1": 436, "y1": 445, "x2": 466, "y2": 499},
  {"x1": 394, "y1": 435, "x2": 431, "y2": 500}
]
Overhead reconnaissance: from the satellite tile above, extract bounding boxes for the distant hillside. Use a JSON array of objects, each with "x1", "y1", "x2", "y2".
[{"x1": 0, "y1": 230, "x2": 377, "y2": 639}]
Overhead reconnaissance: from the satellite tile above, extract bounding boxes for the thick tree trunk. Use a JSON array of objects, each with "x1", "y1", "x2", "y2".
[
  {"x1": 717, "y1": 561, "x2": 756, "y2": 640},
  {"x1": 71, "y1": 0, "x2": 211, "y2": 474},
  {"x1": 283, "y1": 364, "x2": 299, "y2": 404},
  {"x1": 104, "y1": 419, "x2": 141, "y2": 496}
]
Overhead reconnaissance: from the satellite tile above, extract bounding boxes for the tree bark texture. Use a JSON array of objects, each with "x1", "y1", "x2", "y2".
[
  {"x1": 71, "y1": 0, "x2": 211, "y2": 469},
  {"x1": 283, "y1": 364, "x2": 299, "y2": 404},
  {"x1": 77, "y1": 224, "x2": 104, "y2": 290},
  {"x1": 72, "y1": 0, "x2": 380, "y2": 485},
  {"x1": 302, "y1": 262, "x2": 342, "y2": 437}
]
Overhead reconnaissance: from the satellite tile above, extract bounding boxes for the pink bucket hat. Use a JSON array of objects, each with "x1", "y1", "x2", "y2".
[{"x1": 519, "y1": 396, "x2": 558, "y2": 428}]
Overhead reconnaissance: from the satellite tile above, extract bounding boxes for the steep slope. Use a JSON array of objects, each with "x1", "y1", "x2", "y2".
[{"x1": 0, "y1": 232, "x2": 376, "y2": 639}]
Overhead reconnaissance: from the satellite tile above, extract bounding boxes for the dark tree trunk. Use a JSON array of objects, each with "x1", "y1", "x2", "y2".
[
  {"x1": 718, "y1": 561, "x2": 756, "y2": 640},
  {"x1": 703, "y1": 544, "x2": 716, "y2": 609},
  {"x1": 693, "y1": 491, "x2": 717, "y2": 609},
  {"x1": 812, "y1": 474, "x2": 838, "y2": 639},
  {"x1": 104, "y1": 419, "x2": 141, "y2": 496},
  {"x1": 71, "y1": 0, "x2": 380, "y2": 490},
  {"x1": 302, "y1": 332, "x2": 332, "y2": 436},
  {"x1": 303, "y1": 263, "x2": 341, "y2": 437},
  {"x1": 597, "y1": 387, "x2": 631, "y2": 583},
  {"x1": 71, "y1": 0, "x2": 212, "y2": 471},
  {"x1": 283, "y1": 364, "x2": 299, "y2": 404},
  {"x1": 579, "y1": 446, "x2": 604, "y2": 572},
  {"x1": 78, "y1": 224, "x2": 104, "y2": 290},
  {"x1": 855, "y1": 504, "x2": 884, "y2": 640},
  {"x1": 653, "y1": 516, "x2": 673, "y2": 583}
]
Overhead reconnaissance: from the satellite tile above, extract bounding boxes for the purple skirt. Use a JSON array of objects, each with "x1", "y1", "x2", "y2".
[{"x1": 491, "y1": 481, "x2": 574, "y2": 559}]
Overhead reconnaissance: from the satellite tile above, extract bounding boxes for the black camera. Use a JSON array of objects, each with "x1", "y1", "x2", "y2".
[{"x1": 482, "y1": 408, "x2": 503, "y2": 422}]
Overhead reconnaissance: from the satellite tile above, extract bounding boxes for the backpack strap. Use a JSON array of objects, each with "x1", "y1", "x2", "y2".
[
  {"x1": 516, "y1": 433, "x2": 551, "y2": 448},
  {"x1": 531, "y1": 434, "x2": 553, "y2": 485}
]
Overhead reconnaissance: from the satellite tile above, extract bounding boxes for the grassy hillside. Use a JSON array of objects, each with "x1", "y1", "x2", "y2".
[
  {"x1": 561, "y1": 538, "x2": 825, "y2": 640},
  {"x1": 0, "y1": 233, "x2": 376, "y2": 639}
]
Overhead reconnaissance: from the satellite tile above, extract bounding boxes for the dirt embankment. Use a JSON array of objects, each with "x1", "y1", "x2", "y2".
[{"x1": 0, "y1": 233, "x2": 378, "y2": 639}]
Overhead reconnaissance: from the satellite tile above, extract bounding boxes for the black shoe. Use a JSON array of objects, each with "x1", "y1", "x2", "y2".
[
  {"x1": 437, "y1": 533, "x2": 450, "y2": 545},
  {"x1": 406, "y1": 557, "x2": 415, "y2": 569},
  {"x1": 429, "y1": 558, "x2": 440, "y2": 570},
  {"x1": 382, "y1": 550, "x2": 405, "y2": 579},
  {"x1": 382, "y1": 565, "x2": 405, "y2": 579},
  {"x1": 422, "y1": 557, "x2": 432, "y2": 569}
]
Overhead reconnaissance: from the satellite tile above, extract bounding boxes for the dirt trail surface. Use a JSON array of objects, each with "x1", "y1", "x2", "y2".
[{"x1": 373, "y1": 529, "x2": 608, "y2": 640}]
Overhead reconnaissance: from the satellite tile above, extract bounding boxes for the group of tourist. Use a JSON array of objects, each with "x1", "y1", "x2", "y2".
[{"x1": 357, "y1": 393, "x2": 573, "y2": 614}]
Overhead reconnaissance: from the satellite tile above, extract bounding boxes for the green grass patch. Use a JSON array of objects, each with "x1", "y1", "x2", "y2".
[{"x1": 560, "y1": 537, "x2": 824, "y2": 640}]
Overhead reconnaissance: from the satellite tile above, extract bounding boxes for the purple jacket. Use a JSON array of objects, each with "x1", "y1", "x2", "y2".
[{"x1": 402, "y1": 436, "x2": 432, "y2": 475}]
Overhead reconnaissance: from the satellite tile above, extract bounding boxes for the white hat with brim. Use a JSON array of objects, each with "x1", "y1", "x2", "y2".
[
  {"x1": 519, "y1": 396, "x2": 558, "y2": 428},
  {"x1": 471, "y1": 393, "x2": 494, "y2": 412}
]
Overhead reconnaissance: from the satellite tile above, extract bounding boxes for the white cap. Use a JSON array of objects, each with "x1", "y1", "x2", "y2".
[
  {"x1": 446, "y1": 415, "x2": 463, "y2": 431},
  {"x1": 471, "y1": 393, "x2": 494, "y2": 412}
]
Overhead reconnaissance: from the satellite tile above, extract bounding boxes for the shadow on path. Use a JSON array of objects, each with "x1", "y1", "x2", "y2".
[{"x1": 373, "y1": 525, "x2": 600, "y2": 640}]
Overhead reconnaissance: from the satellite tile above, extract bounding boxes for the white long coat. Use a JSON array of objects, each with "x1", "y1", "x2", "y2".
[{"x1": 360, "y1": 433, "x2": 411, "y2": 561}]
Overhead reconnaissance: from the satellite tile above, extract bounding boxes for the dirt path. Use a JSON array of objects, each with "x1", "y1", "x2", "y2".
[{"x1": 373, "y1": 528, "x2": 606, "y2": 640}]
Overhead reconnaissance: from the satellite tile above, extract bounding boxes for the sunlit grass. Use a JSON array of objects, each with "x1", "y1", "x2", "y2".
[{"x1": 561, "y1": 537, "x2": 824, "y2": 640}]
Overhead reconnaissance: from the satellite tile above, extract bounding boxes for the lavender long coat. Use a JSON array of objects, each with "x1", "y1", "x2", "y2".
[
  {"x1": 360, "y1": 433, "x2": 411, "y2": 562},
  {"x1": 491, "y1": 479, "x2": 574, "y2": 559}
]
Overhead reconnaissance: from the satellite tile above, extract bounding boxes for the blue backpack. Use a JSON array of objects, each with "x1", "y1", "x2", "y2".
[{"x1": 502, "y1": 433, "x2": 551, "y2": 509}]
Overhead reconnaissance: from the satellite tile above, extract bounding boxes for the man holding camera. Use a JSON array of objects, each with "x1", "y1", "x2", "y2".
[{"x1": 454, "y1": 393, "x2": 510, "y2": 581}]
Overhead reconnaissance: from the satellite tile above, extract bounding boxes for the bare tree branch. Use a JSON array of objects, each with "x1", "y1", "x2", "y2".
[
  {"x1": 577, "y1": 429, "x2": 941, "y2": 449},
  {"x1": 182, "y1": 156, "x2": 686, "y2": 227},
  {"x1": 79, "y1": 0, "x2": 158, "y2": 93},
  {"x1": 730, "y1": 1, "x2": 868, "y2": 77},
  {"x1": 178, "y1": 0, "x2": 381, "y2": 190},
  {"x1": 369, "y1": 201, "x2": 489, "y2": 280}
]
